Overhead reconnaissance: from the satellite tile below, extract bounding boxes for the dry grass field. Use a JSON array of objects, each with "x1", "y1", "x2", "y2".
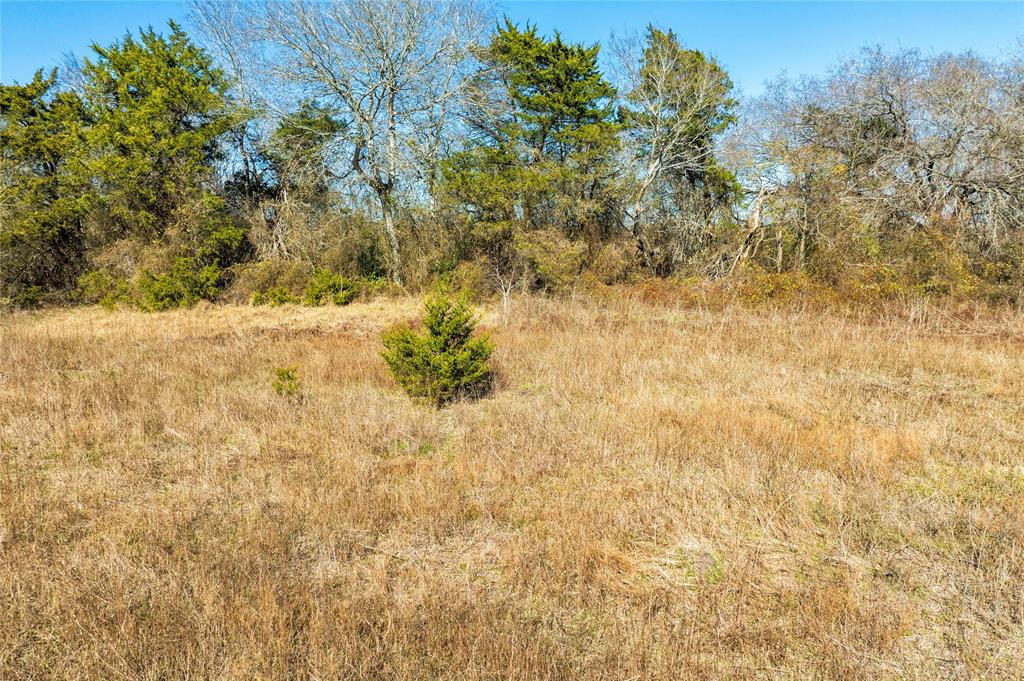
[{"x1": 1, "y1": 293, "x2": 1023, "y2": 679}]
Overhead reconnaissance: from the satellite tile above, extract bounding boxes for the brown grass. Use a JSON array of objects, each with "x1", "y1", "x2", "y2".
[{"x1": 1, "y1": 294, "x2": 1023, "y2": 679}]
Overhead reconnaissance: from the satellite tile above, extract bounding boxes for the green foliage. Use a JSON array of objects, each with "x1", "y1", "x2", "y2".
[
  {"x1": 381, "y1": 294, "x2": 494, "y2": 406},
  {"x1": 136, "y1": 258, "x2": 222, "y2": 311},
  {"x1": 77, "y1": 256, "x2": 231, "y2": 312},
  {"x1": 303, "y1": 268, "x2": 356, "y2": 306},
  {"x1": 975, "y1": 244, "x2": 1024, "y2": 302},
  {"x1": 619, "y1": 26, "x2": 739, "y2": 275},
  {"x1": 441, "y1": 20, "x2": 622, "y2": 265},
  {"x1": 81, "y1": 21, "x2": 234, "y2": 241},
  {"x1": 903, "y1": 229, "x2": 978, "y2": 297},
  {"x1": 489, "y1": 21, "x2": 619, "y2": 163},
  {"x1": 624, "y1": 26, "x2": 737, "y2": 151},
  {"x1": 111, "y1": 200, "x2": 247, "y2": 312},
  {"x1": 1, "y1": 23, "x2": 243, "y2": 306},
  {"x1": 515, "y1": 229, "x2": 588, "y2": 291},
  {"x1": 191, "y1": 201, "x2": 250, "y2": 268},
  {"x1": 1, "y1": 286, "x2": 45, "y2": 310},
  {"x1": 244, "y1": 267, "x2": 359, "y2": 306},
  {"x1": 225, "y1": 100, "x2": 347, "y2": 208},
  {"x1": 251, "y1": 287, "x2": 299, "y2": 306},
  {"x1": 0, "y1": 70, "x2": 91, "y2": 299},
  {"x1": 76, "y1": 269, "x2": 132, "y2": 309},
  {"x1": 267, "y1": 102, "x2": 346, "y2": 199},
  {"x1": 353, "y1": 239, "x2": 388, "y2": 280},
  {"x1": 271, "y1": 366, "x2": 300, "y2": 397},
  {"x1": 347, "y1": 275, "x2": 398, "y2": 300},
  {"x1": 443, "y1": 259, "x2": 492, "y2": 301},
  {"x1": 6, "y1": 19, "x2": 1023, "y2": 306}
]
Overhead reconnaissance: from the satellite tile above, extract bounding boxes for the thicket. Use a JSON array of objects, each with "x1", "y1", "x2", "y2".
[{"x1": 2, "y1": 9, "x2": 1022, "y2": 310}]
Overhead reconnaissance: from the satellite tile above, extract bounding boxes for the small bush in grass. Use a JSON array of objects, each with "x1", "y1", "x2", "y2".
[
  {"x1": 381, "y1": 294, "x2": 494, "y2": 406},
  {"x1": 271, "y1": 366, "x2": 300, "y2": 397},
  {"x1": 303, "y1": 268, "x2": 356, "y2": 306},
  {"x1": 225, "y1": 260, "x2": 313, "y2": 304}
]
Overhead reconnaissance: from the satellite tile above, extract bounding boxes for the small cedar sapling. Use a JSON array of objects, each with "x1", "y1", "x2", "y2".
[{"x1": 381, "y1": 294, "x2": 494, "y2": 406}]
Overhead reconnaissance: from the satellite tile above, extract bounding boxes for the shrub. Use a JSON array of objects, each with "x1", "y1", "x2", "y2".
[
  {"x1": 514, "y1": 228, "x2": 588, "y2": 292},
  {"x1": 271, "y1": 366, "x2": 300, "y2": 397},
  {"x1": 315, "y1": 214, "x2": 388, "y2": 279},
  {"x1": 381, "y1": 294, "x2": 494, "y2": 406},
  {"x1": 735, "y1": 266, "x2": 818, "y2": 305},
  {"x1": 252, "y1": 287, "x2": 299, "y2": 306},
  {"x1": 903, "y1": 229, "x2": 978, "y2": 297},
  {"x1": 76, "y1": 269, "x2": 132, "y2": 309},
  {"x1": 587, "y1": 240, "x2": 637, "y2": 285},
  {"x1": 224, "y1": 260, "x2": 313, "y2": 304},
  {"x1": 350, "y1": 275, "x2": 398, "y2": 299},
  {"x1": 444, "y1": 258, "x2": 491, "y2": 302},
  {"x1": 303, "y1": 268, "x2": 356, "y2": 306},
  {"x1": 1, "y1": 285, "x2": 44, "y2": 310},
  {"x1": 136, "y1": 258, "x2": 222, "y2": 311},
  {"x1": 194, "y1": 220, "x2": 249, "y2": 268}
]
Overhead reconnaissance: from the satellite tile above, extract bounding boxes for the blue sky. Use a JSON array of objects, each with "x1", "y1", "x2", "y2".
[{"x1": 2, "y1": 1, "x2": 1022, "y2": 97}]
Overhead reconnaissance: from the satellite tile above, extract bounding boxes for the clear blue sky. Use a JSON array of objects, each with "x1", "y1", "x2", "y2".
[{"x1": 2, "y1": 1, "x2": 1022, "y2": 96}]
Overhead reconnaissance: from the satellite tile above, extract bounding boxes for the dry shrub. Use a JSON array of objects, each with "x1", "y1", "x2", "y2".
[
  {"x1": 223, "y1": 259, "x2": 314, "y2": 304},
  {"x1": 586, "y1": 239, "x2": 638, "y2": 285},
  {"x1": 626, "y1": 276, "x2": 710, "y2": 307},
  {"x1": 598, "y1": 272, "x2": 831, "y2": 311},
  {"x1": 445, "y1": 258, "x2": 493, "y2": 302},
  {"x1": 731, "y1": 265, "x2": 833, "y2": 306},
  {"x1": 514, "y1": 228, "x2": 588, "y2": 292}
]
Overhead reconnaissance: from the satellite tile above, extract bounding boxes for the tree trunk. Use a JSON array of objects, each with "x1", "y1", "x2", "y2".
[
  {"x1": 775, "y1": 223, "x2": 784, "y2": 272},
  {"x1": 798, "y1": 227, "x2": 807, "y2": 270},
  {"x1": 377, "y1": 190, "x2": 403, "y2": 286},
  {"x1": 628, "y1": 198, "x2": 657, "y2": 273},
  {"x1": 629, "y1": 168, "x2": 659, "y2": 273},
  {"x1": 729, "y1": 186, "x2": 771, "y2": 275},
  {"x1": 266, "y1": 208, "x2": 288, "y2": 259}
]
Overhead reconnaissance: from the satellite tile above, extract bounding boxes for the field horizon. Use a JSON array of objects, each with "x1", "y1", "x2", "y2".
[{"x1": 2, "y1": 292, "x2": 1023, "y2": 678}]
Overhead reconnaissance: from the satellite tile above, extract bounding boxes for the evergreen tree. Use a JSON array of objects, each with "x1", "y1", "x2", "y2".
[
  {"x1": 80, "y1": 21, "x2": 236, "y2": 245},
  {"x1": 381, "y1": 293, "x2": 494, "y2": 406},
  {"x1": 443, "y1": 21, "x2": 621, "y2": 244},
  {"x1": 489, "y1": 21, "x2": 619, "y2": 167},
  {"x1": 0, "y1": 70, "x2": 91, "y2": 304}
]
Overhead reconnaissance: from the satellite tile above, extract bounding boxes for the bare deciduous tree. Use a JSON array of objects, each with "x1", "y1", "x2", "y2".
[
  {"x1": 193, "y1": 0, "x2": 485, "y2": 284},
  {"x1": 728, "y1": 47, "x2": 1024, "y2": 279},
  {"x1": 612, "y1": 26, "x2": 737, "y2": 274}
]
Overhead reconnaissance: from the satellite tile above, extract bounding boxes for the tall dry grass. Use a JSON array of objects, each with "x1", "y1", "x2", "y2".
[{"x1": 1, "y1": 294, "x2": 1022, "y2": 679}]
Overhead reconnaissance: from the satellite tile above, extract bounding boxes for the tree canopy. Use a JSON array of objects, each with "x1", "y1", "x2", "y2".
[{"x1": 2, "y1": 10, "x2": 1023, "y2": 308}]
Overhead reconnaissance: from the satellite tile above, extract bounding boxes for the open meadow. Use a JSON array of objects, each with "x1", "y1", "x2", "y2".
[{"x1": 1, "y1": 294, "x2": 1023, "y2": 679}]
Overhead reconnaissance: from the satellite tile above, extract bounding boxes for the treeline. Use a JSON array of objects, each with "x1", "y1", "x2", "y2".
[{"x1": 2, "y1": 0, "x2": 1023, "y2": 309}]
